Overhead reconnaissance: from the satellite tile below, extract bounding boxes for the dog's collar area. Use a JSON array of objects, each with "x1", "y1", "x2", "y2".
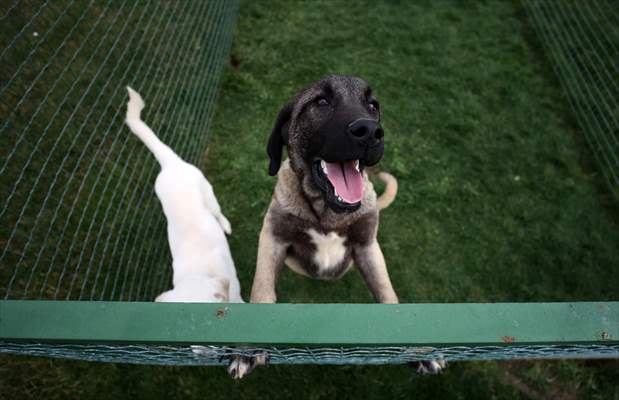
[{"x1": 311, "y1": 160, "x2": 362, "y2": 213}]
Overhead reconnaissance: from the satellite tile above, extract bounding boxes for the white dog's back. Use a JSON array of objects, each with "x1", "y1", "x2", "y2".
[{"x1": 125, "y1": 87, "x2": 242, "y2": 303}]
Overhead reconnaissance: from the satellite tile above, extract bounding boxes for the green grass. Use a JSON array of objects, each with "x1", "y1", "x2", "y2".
[
  {"x1": 2, "y1": 0, "x2": 619, "y2": 399},
  {"x1": 206, "y1": 0, "x2": 619, "y2": 305}
]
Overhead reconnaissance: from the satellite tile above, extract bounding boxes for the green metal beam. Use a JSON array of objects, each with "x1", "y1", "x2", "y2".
[{"x1": 1, "y1": 301, "x2": 617, "y2": 346}]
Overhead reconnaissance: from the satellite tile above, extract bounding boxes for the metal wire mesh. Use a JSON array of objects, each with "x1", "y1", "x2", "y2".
[
  {"x1": 2, "y1": 343, "x2": 618, "y2": 366},
  {"x1": 0, "y1": 0, "x2": 238, "y2": 301},
  {"x1": 523, "y1": 0, "x2": 619, "y2": 198}
]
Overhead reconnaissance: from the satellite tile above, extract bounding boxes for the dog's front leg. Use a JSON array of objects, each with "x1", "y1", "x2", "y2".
[
  {"x1": 250, "y1": 215, "x2": 287, "y2": 303},
  {"x1": 355, "y1": 241, "x2": 446, "y2": 373},
  {"x1": 353, "y1": 240, "x2": 398, "y2": 304},
  {"x1": 228, "y1": 216, "x2": 286, "y2": 379}
]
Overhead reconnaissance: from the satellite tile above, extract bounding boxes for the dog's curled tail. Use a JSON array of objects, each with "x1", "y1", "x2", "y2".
[
  {"x1": 125, "y1": 86, "x2": 178, "y2": 167},
  {"x1": 375, "y1": 171, "x2": 398, "y2": 210}
]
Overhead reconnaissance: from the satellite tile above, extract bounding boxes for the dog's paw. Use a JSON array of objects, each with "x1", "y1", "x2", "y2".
[
  {"x1": 227, "y1": 354, "x2": 268, "y2": 380},
  {"x1": 218, "y1": 215, "x2": 232, "y2": 235},
  {"x1": 409, "y1": 359, "x2": 446, "y2": 374}
]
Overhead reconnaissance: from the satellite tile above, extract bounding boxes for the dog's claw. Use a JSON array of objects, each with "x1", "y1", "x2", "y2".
[
  {"x1": 409, "y1": 359, "x2": 446, "y2": 375},
  {"x1": 227, "y1": 353, "x2": 269, "y2": 379},
  {"x1": 227, "y1": 356, "x2": 249, "y2": 380}
]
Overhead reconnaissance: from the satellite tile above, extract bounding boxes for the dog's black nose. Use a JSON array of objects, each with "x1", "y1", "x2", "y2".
[{"x1": 348, "y1": 118, "x2": 383, "y2": 143}]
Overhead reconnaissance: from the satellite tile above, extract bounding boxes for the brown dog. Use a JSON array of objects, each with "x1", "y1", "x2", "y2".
[
  {"x1": 228, "y1": 75, "x2": 443, "y2": 378},
  {"x1": 252, "y1": 75, "x2": 398, "y2": 304}
]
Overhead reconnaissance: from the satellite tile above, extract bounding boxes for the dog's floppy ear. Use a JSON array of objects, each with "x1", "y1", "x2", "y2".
[{"x1": 267, "y1": 102, "x2": 293, "y2": 176}]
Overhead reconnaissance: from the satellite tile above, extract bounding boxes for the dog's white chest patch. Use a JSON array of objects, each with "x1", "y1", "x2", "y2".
[{"x1": 307, "y1": 228, "x2": 347, "y2": 272}]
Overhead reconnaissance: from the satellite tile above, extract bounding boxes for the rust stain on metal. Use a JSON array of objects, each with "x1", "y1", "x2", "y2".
[
  {"x1": 501, "y1": 336, "x2": 516, "y2": 343},
  {"x1": 216, "y1": 308, "x2": 227, "y2": 318}
]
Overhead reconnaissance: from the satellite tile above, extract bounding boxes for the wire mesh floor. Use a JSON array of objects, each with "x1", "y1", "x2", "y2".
[{"x1": 2, "y1": 343, "x2": 619, "y2": 366}]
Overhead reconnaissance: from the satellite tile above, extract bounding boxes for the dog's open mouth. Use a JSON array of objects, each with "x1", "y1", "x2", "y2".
[{"x1": 312, "y1": 159, "x2": 363, "y2": 212}]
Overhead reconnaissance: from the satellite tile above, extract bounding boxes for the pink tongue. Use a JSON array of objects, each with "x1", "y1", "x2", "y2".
[{"x1": 325, "y1": 160, "x2": 363, "y2": 204}]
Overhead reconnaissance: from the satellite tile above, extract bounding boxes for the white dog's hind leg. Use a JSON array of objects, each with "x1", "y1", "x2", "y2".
[{"x1": 200, "y1": 180, "x2": 231, "y2": 234}]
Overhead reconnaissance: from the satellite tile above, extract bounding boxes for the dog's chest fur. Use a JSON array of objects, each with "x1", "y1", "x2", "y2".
[
  {"x1": 269, "y1": 160, "x2": 379, "y2": 279},
  {"x1": 270, "y1": 206, "x2": 377, "y2": 280},
  {"x1": 284, "y1": 225, "x2": 353, "y2": 280},
  {"x1": 306, "y1": 228, "x2": 347, "y2": 272}
]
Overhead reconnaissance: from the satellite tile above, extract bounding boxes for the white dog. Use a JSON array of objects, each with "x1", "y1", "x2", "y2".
[{"x1": 125, "y1": 87, "x2": 243, "y2": 303}]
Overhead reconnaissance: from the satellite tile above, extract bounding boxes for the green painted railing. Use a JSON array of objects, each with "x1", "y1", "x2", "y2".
[
  {"x1": 1, "y1": 301, "x2": 617, "y2": 346},
  {"x1": 1, "y1": 301, "x2": 617, "y2": 366}
]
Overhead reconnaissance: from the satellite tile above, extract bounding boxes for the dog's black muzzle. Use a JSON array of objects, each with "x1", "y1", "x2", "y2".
[
  {"x1": 316, "y1": 112, "x2": 384, "y2": 166},
  {"x1": 347, "y1": 118, "x2": 384, "y2": 166},
  {"x1": 308, "y1": 115, "x2": 384, "y2": 213}
]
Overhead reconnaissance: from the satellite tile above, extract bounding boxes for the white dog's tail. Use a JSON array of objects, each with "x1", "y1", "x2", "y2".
[
  {"x1": 375, "y1": 171, "x2": 398, "y2": 210},
  {"x1": 125, "y1": 86, "x2": 179, "y2": 167}
]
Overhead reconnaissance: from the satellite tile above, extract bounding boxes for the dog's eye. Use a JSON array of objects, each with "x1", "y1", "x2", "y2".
[
  {"x1": 369, "y1": 100, "x2": 379, "y2": 112},
  {"x1": 316, "y1": 97, "x2": 329, "y2": 107}
]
